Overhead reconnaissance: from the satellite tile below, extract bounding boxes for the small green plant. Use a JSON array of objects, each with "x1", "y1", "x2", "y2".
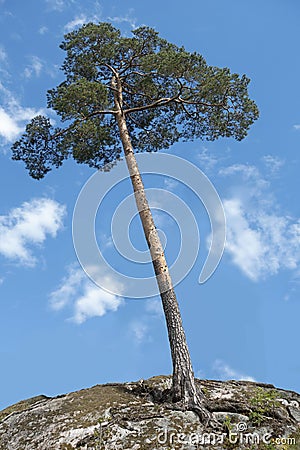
[
  {"x1": 223, "y1": 415, "x2": 233, "y2": 432},
  {"x1": 221, "y1": 417, "x2": 239, "y2": 450},
  {"x1": 249, "y1": 388, "x2": 279, "y2": 426}
]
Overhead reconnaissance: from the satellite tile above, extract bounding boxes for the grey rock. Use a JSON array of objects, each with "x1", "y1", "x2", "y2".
[{"x1": 0, "y1": 376, "x2": 299, "y2": 449}]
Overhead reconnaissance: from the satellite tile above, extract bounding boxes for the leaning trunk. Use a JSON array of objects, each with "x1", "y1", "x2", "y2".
[{"x1": 112, "y1": 78, "x2": 209, "y2": 420}]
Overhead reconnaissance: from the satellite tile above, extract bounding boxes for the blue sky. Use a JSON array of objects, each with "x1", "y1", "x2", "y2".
[{"x1": 0, "y1": 0, "x2": 299, "y2": 410}]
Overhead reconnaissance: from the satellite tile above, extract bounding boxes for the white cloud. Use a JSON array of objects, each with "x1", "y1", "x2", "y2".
[
  {"x1": 221, "y1": 163, "x2": 300, "y2": 281},
  {"x1": 0, "y1": 108, "x2": 21, "y2": 142},
  {"x1": 224, "y1": 201, "x2": 300, "y2": 281},
  {"x1": 293, "y1": 124, "x2": 300, "y2": 130},
  {"x1": 0, "y1": 198, "x2": 65, "y2": 266},
  {"x1": 213, "y1": 359, "x2": 255, "y2": 382},
  {"x1": 49, "y1": 265, "x2": 84, "y2": 311},
  {"x1": 64, "y1": 15, "x2": 88, "y2": 32},
  {"x1": 50, "y1": 264, "x2": 124, "y2": 323},
  {"x1": 224, "y1": 199, "x2": 265, "y2": 280},
  {"x1": 73, "y1": 286, "x2": 121, "y2": 324},
  {"x1": 0, "y1": 82, "x2": 44, "y2": 144}
]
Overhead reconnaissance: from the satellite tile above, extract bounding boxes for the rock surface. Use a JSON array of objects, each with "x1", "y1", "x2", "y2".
[{"x1": 0, "y1": 375, "x2": 299, "y2": 449}]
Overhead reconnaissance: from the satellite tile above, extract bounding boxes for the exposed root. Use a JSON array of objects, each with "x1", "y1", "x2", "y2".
[
  {"x1": 129, "y1": 376, "x2": 222, "y2": 429},
  {"x1": 166, "y1": 397, "x2": 222, "y2": 430}
]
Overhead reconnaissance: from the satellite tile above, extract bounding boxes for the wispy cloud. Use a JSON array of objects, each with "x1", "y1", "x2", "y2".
[
  {"x1": 0, "y1": 198, "x2": 65, "y2": 266},
  {"x1": 107, "y1": 10, "x2": 137, "y2": 29},
  {"x1": 129, "y1": 320, "x2": 149, "y2": 343},
  {"x1": 63, "y1": 4, "x2": 137, "y2": 33},
  {"x1": 0, "y1": 45, "x2": 7, "y2": 62},
  {"x1": 24, "y1": 56, "x2": 44, "y2": 79},
  {"x1": 45, "y1": 0, "x2": 72, "y2": 12},
  {"x1": 221, "y1": 163, "x2": 300, "y2": 281},
  {"x1": 261, "y1": 155, "x2": 285, "y2": 175},
  {"x1": 0, "y1": 45, "x2": 9, "y2": 79},
  {"x1": 164, "y1": 177, "x2": 179, "y2": 191},
  {"x1": 49, "y1": 264, "x2": 124, "y2": 323},
  {"x1": 126, "y1": 299, "x2": 163, "y2": 344},
  {"x1": 293, "y1": 124, "x2": 300, "y2": 130},
  {"x1": 196, "y1": 147, "x2": 220, "y2": 171},
  {"x1": 196, "y1": 146, "x2": 232, "y2": 174},
  {"x1": 213, "y1": 359, "x2": 255, "y2": 382},
  {"x1": 38, "y1": 26, "x2": 48, "y2": 35},
  {"x1": 64, "y1": 2, "x2": 102, "y2": 32},
  {"x1": 219, "y1": 163, "x2": 263, "y2": 183},
  {"x1": 98, "y1": 233, "x2": 113, "y2": 251}
]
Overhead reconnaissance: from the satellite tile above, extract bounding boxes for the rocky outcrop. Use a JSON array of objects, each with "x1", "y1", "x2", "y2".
[{"x1": 0, "y1": 376, "x2": 299, "y2": 449}]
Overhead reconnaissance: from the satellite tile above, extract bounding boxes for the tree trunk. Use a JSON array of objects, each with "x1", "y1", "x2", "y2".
[{"x1": 113, "y1": 78, "x2": 210, "y2": 421}]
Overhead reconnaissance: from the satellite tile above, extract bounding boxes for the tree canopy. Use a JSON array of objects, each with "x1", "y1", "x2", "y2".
[{"x1": 12, "y1": 22, "x2": 259, "y2": 179}]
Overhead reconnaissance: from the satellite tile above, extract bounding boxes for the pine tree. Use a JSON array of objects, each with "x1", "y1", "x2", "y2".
[{"x1": 12, "y1": 23, "x2": 259, "y2": 421}]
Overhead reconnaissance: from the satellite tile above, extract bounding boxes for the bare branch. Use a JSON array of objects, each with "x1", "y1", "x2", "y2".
[
  {"x1": 103, "y1": 63, "x2": 119, "y2": 77},
  {"x1": 124, "y1": 96, "x2": 178, "y2": 114},
  {"x1": 179, "y1": 102, "x2": 198, "y2": 120},
  {"x1": 89, "y1": 109, "x2": 118, "y2": 116},
  {"x1": 123, "y1": 70, "x2": 158, "y2": 78}
]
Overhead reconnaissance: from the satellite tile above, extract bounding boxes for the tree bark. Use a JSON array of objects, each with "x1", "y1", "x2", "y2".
[{"x1": 112, "y1": 76, "x2": 210, "y2": 421}]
